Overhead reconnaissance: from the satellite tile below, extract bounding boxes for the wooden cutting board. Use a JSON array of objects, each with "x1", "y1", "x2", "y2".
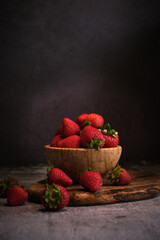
[{"x1": 28, "y1": 171, "x2": 160, "y2": 206}]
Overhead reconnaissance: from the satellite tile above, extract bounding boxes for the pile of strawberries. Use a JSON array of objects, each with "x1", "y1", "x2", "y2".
[
  {"x1": 0, "y1": 113, "x2": 131, "y2": 211},
  {"x1": 0, "y1": 164, "x2": 131, "y2": 211},
  {"x1": 50, "y1": 113, "x2": 119, "y2": 149},
  {"x1": 42, "y1": 164, "x2": 131, "y2": 210}
]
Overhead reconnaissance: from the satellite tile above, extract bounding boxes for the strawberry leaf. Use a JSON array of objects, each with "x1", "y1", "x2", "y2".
[
  {"x1": 98, "y1": 123, "x2": 118, "y2": 137},
  {"x1": 86, "y1": 137, "x2": 105, "y2": 150}
]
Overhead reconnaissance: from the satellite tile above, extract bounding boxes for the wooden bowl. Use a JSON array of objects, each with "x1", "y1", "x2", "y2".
[{"x1": 44, "y1": 145, "x2": 122, "y2": 183}]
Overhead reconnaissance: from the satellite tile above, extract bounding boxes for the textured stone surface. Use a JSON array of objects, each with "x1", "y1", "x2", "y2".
[{"x1": 0, "y1": 165, "x2": 160, "y2": 240}]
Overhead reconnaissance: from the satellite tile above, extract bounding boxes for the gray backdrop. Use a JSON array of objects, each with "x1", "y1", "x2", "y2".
[{"x1": 1, "y1": 0, "x2": 160, "y2": 166}]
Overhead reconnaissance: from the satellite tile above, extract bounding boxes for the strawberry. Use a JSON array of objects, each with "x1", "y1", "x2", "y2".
[
  {"x1": 109, "y1": 164, "x2": 131, "y2": 185},
  {"x1": 58, "y1": 135, "x2": 80, "y2": 148},
  {"x1": 41, "y1": 184, "x2": 69, "y2": 211},
  {"x1": 47, "y1": 166, "x2": 73, "y2": 186},
  {"x1": 103, "y1": 134, "x2": 119, "y2": 148},
  {"x1": 80, "y1": 167, "x2": 103, "y2": 192},
  {"x1": 7, "y1": 186, "x2": 28, "y2": 206},
  {"x1": 50, "y1": 135, "x2": 63, "y2": 147},
  {"x1": 0, "y1": 177, "x2": 18, "y2": 197},
  {"x1": 83, "y1": 113, "x2": 104, "y2": 128},
  {"x1": 98, "y1": 123, "x2": 119, "y2": 147},
  {"x1": 54, "y1": 125, "x2": 63, "y2": 136},
  {"x1": 62, "y1": 118, "x2": 80, "y2": 137},
  {"x1": 80, "y1": 126, "x2": 105, "y2": 149},
  {"x1": 75, "y1": 113, "x2": 88, "y2": 127}
]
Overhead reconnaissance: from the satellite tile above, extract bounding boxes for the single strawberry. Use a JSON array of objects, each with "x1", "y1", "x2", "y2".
[
  {"x1": 75, "y1": 113, "x2": 88, "y2": 127},
  {"x1": 41, "y1": 184, "x2": 69, "y2": 211},
  {"x1": 50, "y1": 135, "x2": 63, "y2": 147},
  {"x1": 80, "y1": 167, "x2": 103, "y2": 192},
  {"x1": 80, "y1": 126, "x2": 105, "y2": 149},
  {"x1": 55, "y1": 125, "x2": 63, "y2": 136},
  {"x1": 7, "y1": 186, "x2": 28, "y2": 206},
  {"x1": 0, "y1": 177, "x2": 18, "y2": 197},
  {"x1": 82, "y1": 113, "x2": 104, "y2": 128},
  {"x1": 58, "y1": 135, "x2": 80, "y2": 148},
  {"x1": 98, "y1": 123, "x2": 119, "y2": 147},
  {"x1": 109, "y1": 164, "x2": 131, "y2": 185},
  {"x1": 103, "y1": 134, "x2": 119, "y2": 147},
  {"x1": 62, "y1": 118, "x2": 80, "y2": 137},
  {"x1": 47, "y1": 166, "x2": 73, "y2": 186}
]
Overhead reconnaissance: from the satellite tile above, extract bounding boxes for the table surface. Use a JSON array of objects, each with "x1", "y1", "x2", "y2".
[{"x1": 0, "y1": 164, "x2": 160, "y2": 240}]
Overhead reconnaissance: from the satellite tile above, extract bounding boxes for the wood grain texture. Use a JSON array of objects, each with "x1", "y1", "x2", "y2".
[
  {"x1": 44, "y1": 145, "x2": 122, "y2": 182},
  {"x1": 28, "y1": 171, "x2": 160, "y2": 206}
]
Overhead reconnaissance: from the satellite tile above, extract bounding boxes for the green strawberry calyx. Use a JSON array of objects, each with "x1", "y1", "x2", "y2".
[
  {"x1": 98, "y1": 123, "x2": 118, "y2": 138},
  {"x1": 86, "y1": 137, "x2": 105, "y2": 150},
  {"x1": 0, "y1": 177, "x2": 18, "y2": 195},
  {"x1": 81, "y1": 120, "x2": 91, "y2": 128},
  {"x1": 42, "y1": 184, "x2": 62, "y2": 209},
  {"x1": 109, "y1": 164, "x2": 123, "y2": 183}
]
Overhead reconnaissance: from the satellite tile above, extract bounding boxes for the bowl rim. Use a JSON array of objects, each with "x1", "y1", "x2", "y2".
[{"x1": 44, "y1": 144, "x2": 122, "y2": 151}]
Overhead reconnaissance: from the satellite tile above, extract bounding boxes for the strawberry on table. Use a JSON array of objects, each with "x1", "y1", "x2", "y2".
[
  {"x1": 75, "y1": 113, "x2": 88, "y2": 127},
  {"x1": 50, "y1": 135, "x2": 63, "y2": 147},
  {"x1": 47, "y1": 166, "x2": 73, "y2": 186},
  {"x1": 58, "y1": 135, "x2": 80, "y2": 148},
  {"x1": 62, "y1": 118, "x2": 80, "y2": 137},
  {"x1": 7, "y1": 186, "x2": 28, "y2": 206},
  {"x1": 83, "y1": 113, "x2": 104, "y2": 128},
  {"x1": 41, "y1": 184, "x2": 69, "y2": 211},
  {"x1": 80, "y1": 126, "x2": 105, "y2": 149},
  {"x1": 109, "y1": 164, "x2": 131, "y2": 185},
  {"x1": 80, "y1": 167, "x2": 103, "y2": 192},
  {"x1": 98, "y1": 123, "x2": 119, "y2": 148},
  {"x1": 0, "y1": 177, "x2": 18, "y2": 197}
]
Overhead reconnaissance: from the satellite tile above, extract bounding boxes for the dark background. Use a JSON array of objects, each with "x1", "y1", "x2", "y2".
[{"x1": 0, "y1": 0, "x2": 160, "y2": 167}]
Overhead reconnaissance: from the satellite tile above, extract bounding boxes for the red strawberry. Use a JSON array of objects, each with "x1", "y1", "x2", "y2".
[
  {"x1": 50, "y1": 135, "x2": 63, "y2": 147},
  {"x1": 75, "y1": 113, "x2": 88, "y2": 127},
  {"x1": 103, "y1": 134, "x2": 119, "y2": 148},
  {"x1": 47, "y1": 166, "x2": 73, "y2": 186},
  {"x1": 7, "y1": 186, "x2": 28, "y2": 206},
  {"x1": 0, "y1": 177, "x2": 18, "y2": 197},
  {"x1": 58, "y1": 135, "x2": 80, "y2": 148},
  {"x1": 80, "y1": 126, "x2": 105, "y2": 149},
  {"x1": 80, "y1": 167, "x2": 103, "y2": 192},
  {"x1": 109, "y1": 164, "x2": 131, "y2": 185},
  {"x1": 55, "y1": 125, "x2": 63, "y2": 136},
  {"x1": 83, "y1": 113, "x2": 104, "y2": 128},
  {"x1": 98, "y1": 123, "x2": 119, "y2": 147},
  {"x1": 41, "y1": 184, "x2": 69, "y2": 211},
  {"x1": 62, "y1": 118, "x2": 80, "y2": 137}
]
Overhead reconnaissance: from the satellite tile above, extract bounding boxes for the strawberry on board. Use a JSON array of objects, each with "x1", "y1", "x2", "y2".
[
  {"x1": 7, "y1": 186, "x2": 28, "y2": 206},
  {"x1": 41, "y1": 184, "x2": 69, "y2": 211},
  {"x1": 82, "y1": 113, "x2": 104, "y2": 128},
  {"x1": 75, "y1": 113, "x2": 88, "y2": 127},
  {"x1": 50, "y1": 135, "x2": 63, "y2": 147},
  {"x1": 109, "y1": 164, "x2": 132, "y2": 185},
  {"x1": 98, "y1": 123, "x2": 119, "y2": 148},
  {"x1": 80, "y1": 167, "x2": 103, "y2": 192},
  {"x1": 0, "y1": 177, "x2": 18, "y2": 197},
  {"x1": 62, "y1": 118, "x2": 80, "y2": 137},
  {"x1": 47, "y1": 166, "x2": 73, "y2": 186},
  {"x1": 80, "y1": 126, "x2": 105, "y2": 149},
  {"x1": 58, "y1": 135, "x2": 80, "y2": 148}
]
